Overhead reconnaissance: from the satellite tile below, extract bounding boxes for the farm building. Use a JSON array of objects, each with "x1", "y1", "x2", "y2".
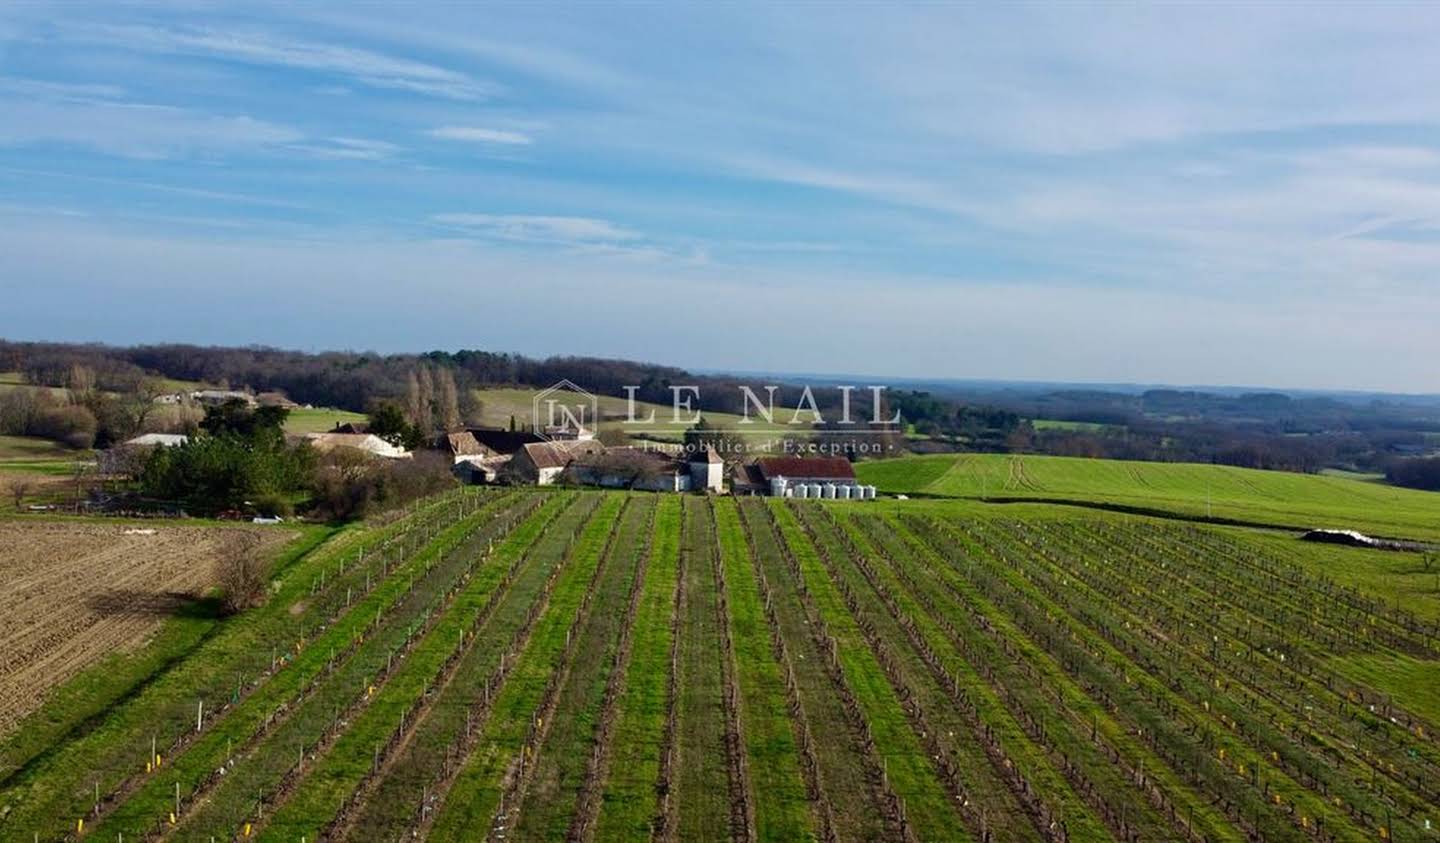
[
  {"x1": 468, "y1": 428, "x2": 545, "y2": 456},
  {"x1": 191, "y1": 389, "x2": 256, "y2": 407},
  {"x1": 507, "y1": 440, "x2": 605, "y2": 485},
  {"x1": 303, "y1": 432, "x2": 410, "y2": 459},
  {"x1": 729, "y1": 462, "x2": 768, "y2": 495},
  {"x1": 444, "y1": 431, "x2": 508, "y2": 484},
  {"x1": 749, "y1": 456, "x2": 874, "y2": 499},
  {"x1": 541, "y1": 424, "x2": 595, "y2": 441},
  {"x1": 569, "y1": 447, "x2": 693, "y2": 492},
  {"x1": 124, "y1": 432, "x2": 189, "y2": 447},
  {"x1": 689, "y1": 445, "x2": 725, "y2": 492}
]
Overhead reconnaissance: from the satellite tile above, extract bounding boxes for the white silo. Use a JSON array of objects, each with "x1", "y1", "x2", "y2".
[
  {"x1": 770, "y1": 475, "x2": 789, "y2": 497},
  {"x1": 795, "y1": 483, "x2": 809, "y2": 499},
  {"x1": 807, "y1": 483, "x2": 822, "y2": 498},
  {"x1": 837, "y1": 485, "x2": 852, "y2": 499},
  {"x1": 822, "y1": 483, "x2": 837, "y2": 499},
  {"x1": 864, "y1": 485, "x2": 877, "y2": 500}
]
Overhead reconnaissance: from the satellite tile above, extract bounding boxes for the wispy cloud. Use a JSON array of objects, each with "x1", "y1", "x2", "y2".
[
  {"x1": 290, "y1": 136, "x2": 401, "y2": 161},
  {"x1": 66, "y1": 23, "x2": 497, "y2": 100},
  {"x1": 426, "y1": 126, "x2": 533, "y2": 145},
  {"x1": 0, "y1": 99, "x2": 301, "y2": 159},
  {"x1": 0, "y1": 76, "x2": 125, "y2": 101},
  {"x1": 431, "y1": 213, "x2": 639, "y2": 243},
  {"x1": 0, "y1": 166, "x2": 312, "y2": 209}
]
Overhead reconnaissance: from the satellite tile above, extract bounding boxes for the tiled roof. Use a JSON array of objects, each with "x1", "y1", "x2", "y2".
[{"x1": 755, "y1": 456, "x2": 856, "y2": 481}]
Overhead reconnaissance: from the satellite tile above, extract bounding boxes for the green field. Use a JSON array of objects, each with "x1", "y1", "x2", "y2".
[
  {"x1": 0, "y1": 435, "x2": 86, "y2": 479},
  {"x1": 2, "y1": 481, "x2": 1438, "y2": 843},
  {"x1": 1030, "y1": 418, "x2": 1122, "y2": 433},
  {"x1": 857, "y1": 452, "x2": 1440, "y2": 540},
  {"x1": 282, "y1": 406, "x2": 369, "y2": 434}
]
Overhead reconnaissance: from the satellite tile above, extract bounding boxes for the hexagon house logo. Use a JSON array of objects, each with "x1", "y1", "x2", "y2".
[{"x1": 532, "y1": 379, "x2": 599, "y2": 442}]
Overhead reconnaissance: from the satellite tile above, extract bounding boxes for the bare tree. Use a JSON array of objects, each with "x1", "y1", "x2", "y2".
[
  {"x1": 436, "y1": 368, "x2": 462, "y2": 432},
  {"x1": 417, "y1": 365, "x2": 436, "y2": 433},
  {"x1": 66, "y1": 363, "x2": 96, "y2": 405},
  {"x1": 216, "y1": 533, "x2": 269, "y2": 615},
  {"x1": 8, "y1": 477, "x2": 34, "y2": 511},
  {"x1": 126, "y1": 377, "x2": 166, "y2": 433},
  {"x1": 406, "y1": 370, "x2": 424, "y2": 430}
]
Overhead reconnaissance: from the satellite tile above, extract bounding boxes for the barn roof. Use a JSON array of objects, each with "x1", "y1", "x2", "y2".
[
  {"x1": 445, "y1": 431, "x2": 490, "y2": 457},
  {"x1": 520, "y1": 440, "x2": 603, "y2": 470},
  {"x1": 469, "y1": 428, "x2": 544, "y2": 455},
  {"x1": 755, "y1": 456, "x2": 856, "y2": 481}
]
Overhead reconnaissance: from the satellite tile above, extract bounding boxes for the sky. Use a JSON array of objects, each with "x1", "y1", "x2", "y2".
[{"x1": 2, "y1": 3, "x2": 1440, "y2": 392}]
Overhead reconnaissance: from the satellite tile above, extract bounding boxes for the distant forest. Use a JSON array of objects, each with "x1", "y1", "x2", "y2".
[{"x1": 3, "y1": 339, "x2": 1439, "y2": 488}]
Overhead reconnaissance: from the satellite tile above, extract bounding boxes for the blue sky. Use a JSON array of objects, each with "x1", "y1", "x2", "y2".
[{"x1": 2, "y1": 3, "x2": 1440, "y2": 391}]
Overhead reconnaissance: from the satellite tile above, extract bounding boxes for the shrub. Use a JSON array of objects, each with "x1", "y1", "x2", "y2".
[
  {"x1": 308, "y1": 449, "x2": 456, "y2": 521},
  {"x1": 216, "y1": 533, "x2": 268, "y2": 615}
]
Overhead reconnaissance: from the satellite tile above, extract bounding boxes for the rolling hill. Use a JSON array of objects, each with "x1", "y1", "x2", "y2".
[{"x1": 856, "y1": 452, "x2": 1440, "y2": 541}]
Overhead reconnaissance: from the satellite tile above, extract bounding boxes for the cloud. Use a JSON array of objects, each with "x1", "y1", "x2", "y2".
[
  {"x1": 0, "y1": 76, "x2": 125, "y2": 101},
  {"x1": 67, "y1": 23, "x2": 497, "y2": 100},
  {"x1": 430, "y1": 213, "x2": 640, "y2": 243},
  {"x1": 426, "y1": 126, "x2": 532, "y2": 145},
  {"x1": 290, "y1": 136, "x2": 401, "y2": 160},
  {"x1": 0, "y1": 99, "x2": 301, "y2": 159}
]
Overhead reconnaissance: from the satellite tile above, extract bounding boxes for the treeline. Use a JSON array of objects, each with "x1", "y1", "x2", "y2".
[
  {"x1": 0, "y1": 341, "x2": 884, "y2": 420},
  {"x1": 1031, "y1": 425, "x2": 1345, "y2": 473},
  {"x1": 1386, "y1": 457, "x2": 1440, "y2": 491}
]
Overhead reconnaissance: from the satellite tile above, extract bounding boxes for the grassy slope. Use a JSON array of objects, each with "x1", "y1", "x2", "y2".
[
  {"x1": 0, "y1": 435, "x2": 76, "y2": 461},
  {"x1": 857, "y1": 453, "x2": 1440, "y2": 540},
  {"x1": 282, "y1": 407, "x2": 368, "y2": 434}
]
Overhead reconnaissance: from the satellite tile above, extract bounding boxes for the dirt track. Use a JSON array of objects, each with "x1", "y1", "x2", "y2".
[{"x1": 0, "y1": 521, "x2": 292, "y2": 736}]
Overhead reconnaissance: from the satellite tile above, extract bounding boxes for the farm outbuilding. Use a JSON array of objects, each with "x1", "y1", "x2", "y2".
[
  {"x1": 124, "y1": 433, "x2": 189, "y2": 447},
  {"x1": 688, "y1": 445, "x2": 724, "y2": 492},
  {"x1": 507, "y1": 440, "x2": 604, "y2": 485},
  {"x1": 751, "y1": 456, "x2": 870, "y2": 499},
  {"x1": 303, "y1": 432, "x2": 410, "y2": 459}
]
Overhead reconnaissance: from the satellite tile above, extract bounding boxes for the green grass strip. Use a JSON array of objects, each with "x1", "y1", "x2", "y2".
[
  {"x1": 592, "y1": 496, "x2": 681, "y2": 842},
  {"x1": 713, "y1": 498, "x2": 815, "y2": 841}
]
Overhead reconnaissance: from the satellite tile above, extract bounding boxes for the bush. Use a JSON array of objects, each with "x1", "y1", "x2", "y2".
[
  {"x1": 216, "y1": 534, "x2": 268, "y2": 615},
  {"x1": 308, "y1": 450, "x2": 456, "y2": 521},
  {"x1": 34, "y1": 405, "x2": 97, "y2": 449}
]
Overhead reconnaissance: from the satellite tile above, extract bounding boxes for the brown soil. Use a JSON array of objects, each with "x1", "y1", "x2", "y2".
[{"x1": 0, "y1": 521, "x2": 291, "y2": 736}]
